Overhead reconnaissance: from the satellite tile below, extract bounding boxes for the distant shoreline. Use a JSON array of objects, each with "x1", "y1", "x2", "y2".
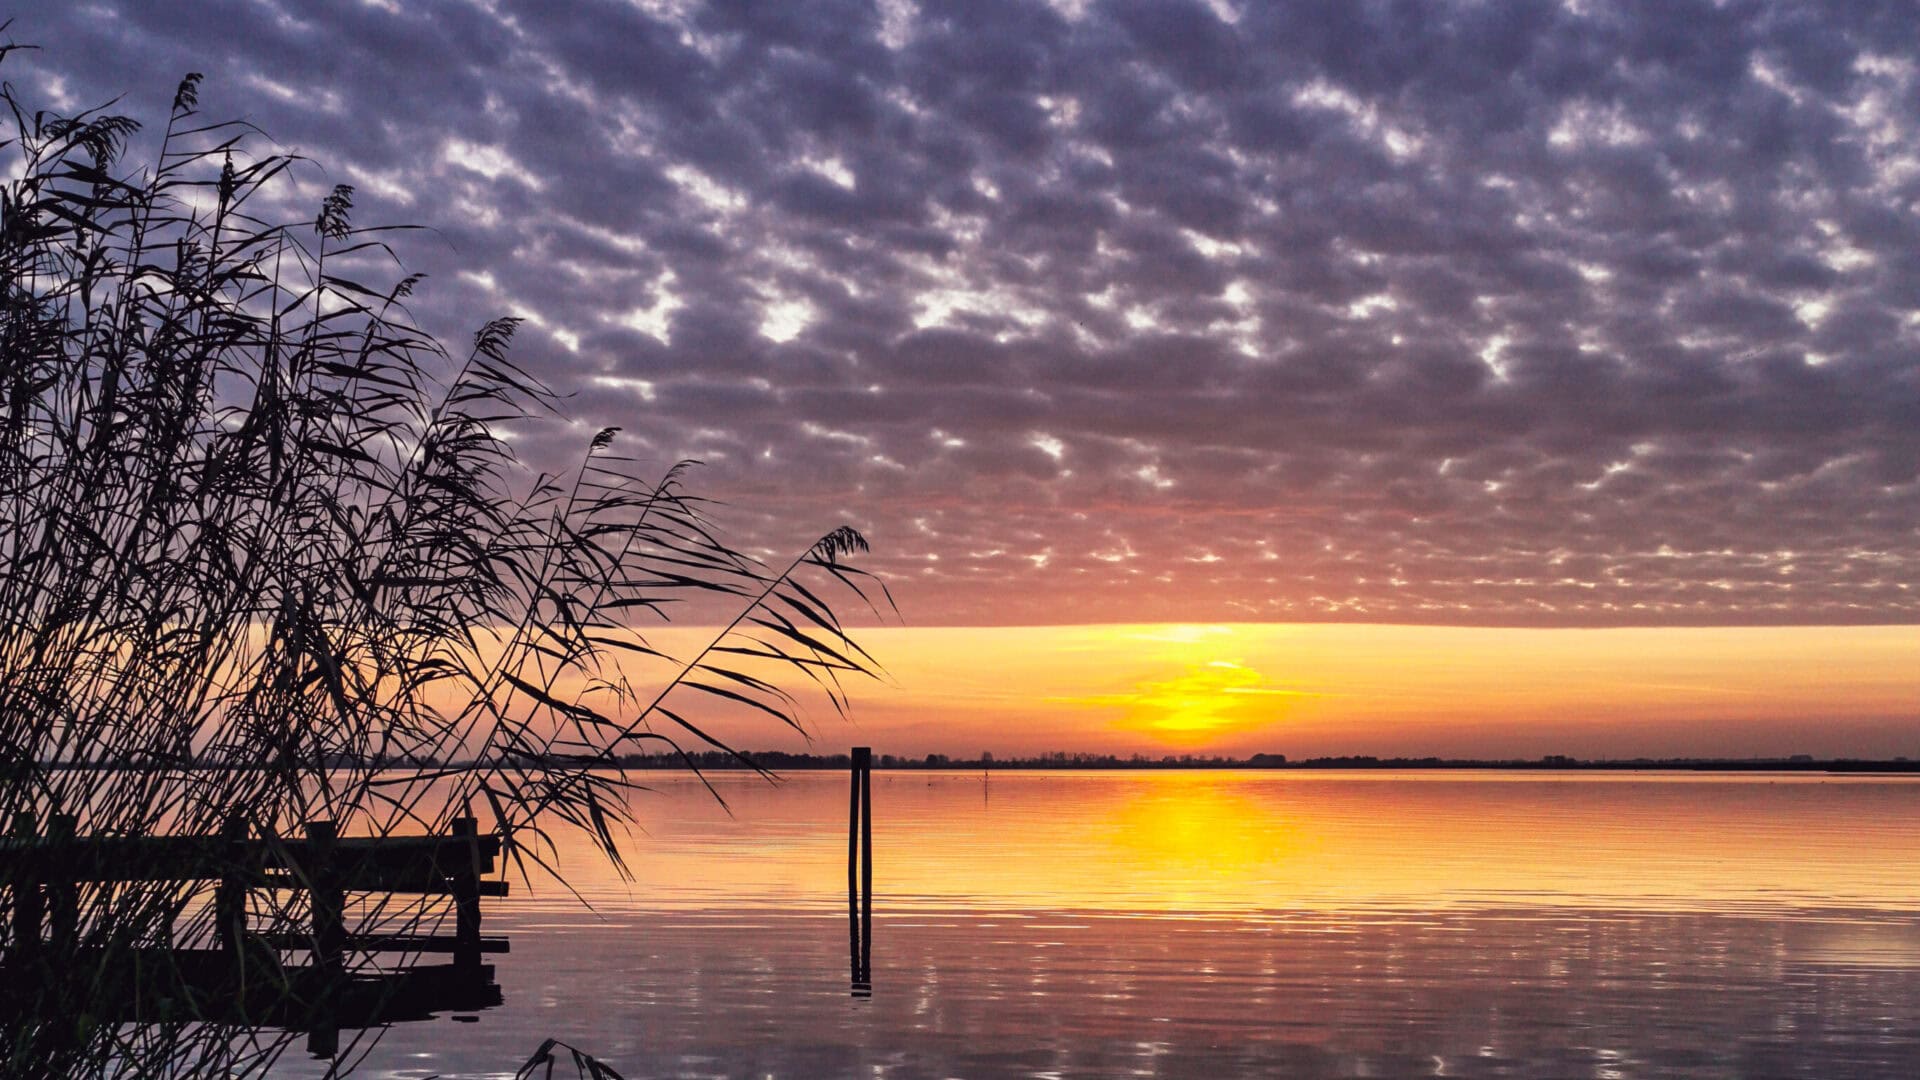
[
  {"x1": 30, "y1": 754, "x2": 1920, "y2": 774},
  {"x1": 618, "y1": 752, "x2": 1920, "y2": 774}
]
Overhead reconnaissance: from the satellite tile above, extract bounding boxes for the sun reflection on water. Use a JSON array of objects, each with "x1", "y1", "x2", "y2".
[{"x1": 501, "y1": 770, "x2": 1920, "y2": 919}]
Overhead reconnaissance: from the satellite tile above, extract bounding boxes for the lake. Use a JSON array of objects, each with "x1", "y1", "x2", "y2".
[{"x1": 279, "y1": 770, "x2": 1920, "y2": 1078}]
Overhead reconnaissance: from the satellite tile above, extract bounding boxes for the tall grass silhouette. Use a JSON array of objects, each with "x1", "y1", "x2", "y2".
[{"x1": 0, "y1": 43, "x2": 886, "y2": 1077}]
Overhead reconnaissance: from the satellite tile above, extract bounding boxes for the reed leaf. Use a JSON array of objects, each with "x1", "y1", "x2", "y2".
[{"x1": 0, "y1": 51, "x2": 886, "y2": 1078}]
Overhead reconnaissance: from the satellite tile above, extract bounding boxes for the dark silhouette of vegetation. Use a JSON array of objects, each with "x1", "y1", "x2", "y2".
[
  {"x1": 0, "y1": 44, "x2": 884, "y2": 1077},
  {"x1": 517, "y1": 1038, "x2": 627, "y2": 1080}
]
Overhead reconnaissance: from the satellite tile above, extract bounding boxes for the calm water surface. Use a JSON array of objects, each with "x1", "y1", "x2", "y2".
[{"x1": 285, "y1": 771, "x2": 1920, "y2": 1078}]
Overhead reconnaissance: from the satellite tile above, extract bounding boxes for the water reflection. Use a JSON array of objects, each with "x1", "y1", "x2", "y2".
[
  {"x1": 281, "y1": 771, "x2": 1920, "y2": 1077},
  {"x1": 500, "y1": 770, "x2": 1920, "y2": 916},
  {"x1": 305, "y1": 907, "x2": 1920, "y2": 1078}
]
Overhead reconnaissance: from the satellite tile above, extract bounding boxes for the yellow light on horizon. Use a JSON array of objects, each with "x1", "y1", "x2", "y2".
[
  {"x1": 1055, "y1": 656, "x2": 1318, "y2": 743},
  {"x1": 521, "y1": 621, "x2": 1920, "y2": 760}
]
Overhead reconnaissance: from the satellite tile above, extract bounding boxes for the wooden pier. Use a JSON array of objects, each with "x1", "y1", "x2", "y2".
[{"x1": 0, "y1": 812, "x2": 509, "y2": 1058}]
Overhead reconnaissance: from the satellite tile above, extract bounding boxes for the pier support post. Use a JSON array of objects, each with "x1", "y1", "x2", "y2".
[
  {"x1": 9, "y1": 811, "x2": 42, "y2": 967},
  {"x1": 450, "y1": 817, "x2": 482, "y2": 974},
  {"x1": 306, "y1": 821, "x2": 343, "y2": 977},
  {"x1": 305, "y1": 819, "x2": 343, "y2": 1061},
  {"x1": 216, "y1": 812, "x2": 248, "y2": 961},
  {"x1": 46, "y1": 813, "x2": 76, "y2": 952}
]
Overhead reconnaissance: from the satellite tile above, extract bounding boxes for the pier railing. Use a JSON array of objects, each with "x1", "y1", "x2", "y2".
[{"x1": 0, "y1": 811, "x2": 509, "y2": 1057}]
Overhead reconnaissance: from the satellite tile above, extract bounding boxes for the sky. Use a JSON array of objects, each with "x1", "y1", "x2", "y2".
[{"x1": 8, "y1": 0, "x2": 1916, "y2": 756}]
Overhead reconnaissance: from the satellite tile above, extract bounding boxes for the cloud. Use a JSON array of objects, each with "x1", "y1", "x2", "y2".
[{"x1": 10, "y1": 0, "x2": 1919, "y2": 625}]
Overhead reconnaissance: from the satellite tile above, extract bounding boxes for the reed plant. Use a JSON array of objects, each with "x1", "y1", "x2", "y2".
[{"x1": 0, "y1": 45, "x2": 884, "y2": 1077}]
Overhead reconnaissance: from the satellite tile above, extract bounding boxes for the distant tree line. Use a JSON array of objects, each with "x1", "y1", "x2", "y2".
[
  {"x1": 495, "y1": 750, "x2": 1920, "y2": 773},
  {"x1": 48, "y1": 750, "x2": 1918, "y2": 774}
]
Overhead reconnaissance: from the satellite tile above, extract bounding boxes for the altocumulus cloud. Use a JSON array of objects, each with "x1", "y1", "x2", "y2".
[{"x1": 11, "y1": 0, "x2": 1920, "y2": 625}]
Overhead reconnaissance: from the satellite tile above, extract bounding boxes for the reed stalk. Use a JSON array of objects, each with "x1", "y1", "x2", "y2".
[{"x1": 0, "y1": 45, "x2": 885, "y2": 1077}]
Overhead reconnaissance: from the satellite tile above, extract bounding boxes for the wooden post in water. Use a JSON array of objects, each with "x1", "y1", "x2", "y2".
[
  {"x1": 849, "y1": 747, "x2": 872, "y2": 996},
  {"x1": 847, "y1": 751, "x2": 859, "y2": 988},
  {"x1": 8, "y1": 811, "x2": 41, "y2": 967},
  {"x1": 861, "y1": 751, "x2": 872, "y2": 984},
  {"x1": 450, "y1": 816, "x2": 483, "y2": 974}
]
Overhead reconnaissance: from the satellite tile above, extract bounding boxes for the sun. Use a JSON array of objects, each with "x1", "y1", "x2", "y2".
[{"x1": 1053, "y1": 629, "x2": 1319, "y2": 746}]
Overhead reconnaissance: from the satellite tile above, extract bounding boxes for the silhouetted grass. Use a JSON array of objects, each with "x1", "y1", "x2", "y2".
[
  {"x1": 0, "y1": 40, "x2": 885, "y2": 1077},
  {"x1": 517, "y1": 1038, "x2": 627, "y2": 1080}
]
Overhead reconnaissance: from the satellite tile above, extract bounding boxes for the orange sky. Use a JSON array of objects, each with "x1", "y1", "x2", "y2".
[{"x1": 687, "y1": 622, "x2": 1920, "y2": 760}]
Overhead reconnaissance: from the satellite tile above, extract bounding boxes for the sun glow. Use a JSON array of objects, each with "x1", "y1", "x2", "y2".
[
  {"x1": 1060, "y1": 658, "x2": 1315, "y2": 742},
  {"x1": 554, "y1": 622, "x2": 1919, "y2": 761},
  {"x1": 813, "y1": 623, "x2": 1920, "y2": 760}
]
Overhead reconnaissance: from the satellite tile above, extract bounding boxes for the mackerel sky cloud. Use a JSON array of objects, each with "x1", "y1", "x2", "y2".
[{"x1": 16, "y1": 0, "x2": 1920, "y2": 625}]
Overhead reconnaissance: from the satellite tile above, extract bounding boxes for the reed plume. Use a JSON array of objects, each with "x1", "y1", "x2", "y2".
[{"x1": 0, "y1": 46, "x2": 884, "y2": 1077}]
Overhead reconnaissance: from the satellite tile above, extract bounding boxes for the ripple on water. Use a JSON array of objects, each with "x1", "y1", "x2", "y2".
[{"x1": 276, "y1": 772, "x2": 1920, "y2": 1078}]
